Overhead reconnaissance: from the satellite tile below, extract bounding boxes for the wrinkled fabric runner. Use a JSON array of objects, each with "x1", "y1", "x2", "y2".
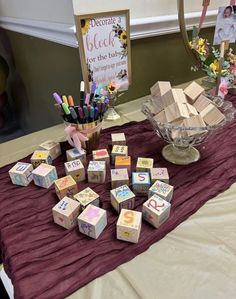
[{"x1": 1, "y1": 95, "x2": 236, "y2": 299}]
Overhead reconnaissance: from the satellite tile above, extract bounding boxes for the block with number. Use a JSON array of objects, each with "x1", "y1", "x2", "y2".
[
  {"x1": 111, "y1": 133, "x2": 126, "y2": 145},
  {"x1": 30, "y1": 150, "x2": 52, "y2": 168},
  {"x1": 77, "y1": 204, "x2": 107, "y2": 239},
  {"x1": 116, "y1": 209, "x2": 142, "y2": 243},
  {"x1": 111, "y1": 145, "x2": 128, "y2": 164},
  {"x1": 143, "y1": 194, "x2": 171, "y2": 228},
  {"x1": 150, "y1": 168, "x2": 169, "y2": 184},
  {"x1": 87, "y1": 161, "x2": 106, "y2": 183},
  {"x1": 9, "y1": 162, "x2": 33, "y2": 186},
  {"x1": 92, "y1": 149, "x2": 110, "y2": 165},
  {"x1": 184, "y1": 81, "x2": 204, "y2": 103},
  {"x1": 39, "y1": 140, "x2": 61, "y2": 160},
  {"x1": 149, "y1": 180, "x2": 174, "y2": 202},
  {"x1": 66, "y1": 148, "x2": 86, "y2": 165},
  {"x1": 32, "y1": 163, "x2": 58, "y2": 188},
  {"x1": 111, "y1": 168, "x2": 129, "y2": 189},
  {"x1": 52, "y1": 196, "x2": 80, "y2": 229},
  {"x1": 115, "y1": 156, "x2": 131, "y2": 175},
  {"x1": 136, "y1": 157, "x2": 154, "y2": 173},
  {"x1": 54, "y1": 175, "x2": 78, "y2": 200},
  {"x1": 64, "y1": 159, "x2": 85, "y2": 182},
  {"x1": 132, "y1": 172, "x2": 151, "y2": 195},
  {"x1": 74, "y1": 187, "x2": 100, "y2": 210},
  {"x1": 110, "y1": 185, "x2": 135, "y2": 213}
]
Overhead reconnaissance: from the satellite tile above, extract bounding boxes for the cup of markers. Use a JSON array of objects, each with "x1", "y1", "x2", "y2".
[{"x1": 53, "y1": 81, "x2": 109, "y2": 154}]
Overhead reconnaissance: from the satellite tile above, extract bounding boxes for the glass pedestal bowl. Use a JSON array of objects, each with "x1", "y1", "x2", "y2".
[{"x1": 141, "y1": 95, "x2": 236, "y2": 165}]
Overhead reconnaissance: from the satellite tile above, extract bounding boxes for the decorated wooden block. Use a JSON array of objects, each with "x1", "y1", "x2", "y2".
[
  {"x1": 110, "y1": 184, "x2": 135, "y2": 213},
  {"x1": 136, "y1": 157, "x2": 154, "y2": 173},
  {"x1": 39, "y1": 140, "x2": 61, "y2": 160},
  {"x1": 111, "y1": 133, "x2": 126, "y2": 145},
  {"x1": 165, "y1": 102, "x2": 189, "y2": 123},
  {"x1": 116, "y1": 209, "x2": 142, "y2": 243},
  {"x1": 92, "y1": 149, "x2": 110, "y2": 165},
  {"x1": 183, "y1": 114, "x2": 207, "y2": 137},
  {"x1": 77, "y1": 204, "x2": 107, "y2": 239},
  {"x1": 111, "y1": 168, "x2": 129, "y2": 189},
  {"x1": 87, "y1": 161, "x2": 106, "y2": 183},
  {"x1": 9, "y1": 162, "x2": 33, "y2": 186},
  {"x1": 184, "y1": 81, "x2": 204, "y2": 103},
  {"x1": 161, "y1": 88, "x2": 187, "y2": 108},
  {"x1": 30, "y1": 150, "x2": 52, "y2": 168},
  {"x1": 149, "y1": 180, "x2": 174, "y2": 202},
  {"x1": 143, "y1": 194, "x2": 171, "y2": 228},
  {"x1": 153, "y1": 110, "x2": 167, "y2": 124},
  {"x1": 184, "y1": 103, "x2": 198, "y2": 116},
  {"x1": 74, "y1": 187, "x2": 100, "y2": 210},
  {"x1": 52, "y1": 196, "x2": 80, "y2": 229},
  {"x1": 200, "y1": 103, "x2": 225, "y2": 126},
  {"x1": 132, "y1": 172, "x2": 150, "y2": 195},
  {"x1": 193, "y1": 94, "x2": 213, "y2": 112},
  {"x1": 32, "y1": 163, "x2": 58, "y2": 188},
  {"x1": 54, "y1": 175, "x2": 78, "y2": 200},
  {"x1": 111, "y1": 145, "x2": 128, "y2": 164},
  {"x1": 66, "y1": 148, "x2": 86, "y2": 165},
  {"x1": 64, "y1": 159, "x2": 85, "y2": 182},
  {"x1": 115, "y1": 156, "x2": 131, "y2": 176},
  {"x1": 150, "y1": 168, "x2": 169, "y2": 184}
]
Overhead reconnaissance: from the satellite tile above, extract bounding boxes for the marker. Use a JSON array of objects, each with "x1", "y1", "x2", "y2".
[
  {"x1": 94, "y1": 106, "x2": 99, "y2": 120},
  {"x1": 69, "y1": 107, "x2": 79, "y2": 123},
  {"x1": 68, "y1": 95, "x2": 74, "y2": 107},
  {"x1": 95, "y1": 83, "x2": 102, "y2": 96},
  {"x1": 80, "y1": 81, "x2": 85, "y2": 100},
  {"x1": 85, "y1": 93, "x2": 90, "y2": 105},
  {"x1": 53, "y1": 92, "x2": 63, "y2": 105},
  {"x1": 78, "y1": 106, "x2": 84, "y2": 122},
  {"x1": 89, "y1": 106, "x2": 95, "y2": 121},
  {"x1": 83, "y1": 105, "x2": 89, "y2": 121},
  {"x1": 89, "y1": 82, "x2": 96, "y2": 102},
  {"x1": 62, "y1": 95, "x2": 68, "y2": 106},
  {"x1": 62, "y1": 103, "x2": 73, "y2": 122}
]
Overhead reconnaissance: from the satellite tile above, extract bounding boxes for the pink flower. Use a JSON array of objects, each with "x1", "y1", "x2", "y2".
[
  {"x1": 219, "y1": 83, "x2": 228, "y2": 95},
  {"x1": 230, "y1": 64, "x2": 236, "y2": 76}
]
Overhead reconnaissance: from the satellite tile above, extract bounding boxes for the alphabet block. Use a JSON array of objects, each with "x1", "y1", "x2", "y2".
[
  {"x1": 111, "y1": 133, "x2": 126, "y2": 145},
  {"x1": 52, "y1": 196, "x2": 80, "y2": 229},
  {"x1": 132, "y1": 172, "x2": 151, "y2": 195},
  {"x1": 87, "y1": 161, "x2": 106, "y2": 183},
  {"x1": 161, "y1": 88, "x2": 187, "y2": 108},
  {"x1": 78, "y1": 204, "x2": 107, "y2": 239},
  {"x1": 66, "y1": 148, "x2": 86, "y2": 165},
  {"x1": 92, "y1": 149, "x2": 110, "y2": 165},
  {"x1": 64, "y1": 159, "x2": 85, "y2": 182},
  {"x1": 116, "y1": 209, "x2": 142, "y2": 243},
  {"x1": 111, "y1": 145, "x2": 128, "y2": 164},
  {"x1": 184, "y1": 81, "x2": 204, "y2": 103},
  {"x1": 111, "y1": 168, "x2": 129, "y2": 189},
  {"x1": 115, "y1": 156, "x2": 131, "y2": 176},
  {"x1": 32, "y1": 163, "x2": 58, "y2": 188},
  {"x1": 200, "y1": 103, "x2": 225, "y2": 125},
  {"x1": 110, "y1": 184, "x2": 135, "y2": 213},
  {"x1": 136, "y1": 157, "x2": 154, "y2": 173},
  {"x1": 165, "y1": 102, "x2": 189, "y2": 123},
  {"x1": 150, "y1": 168, "x2": 169, "y2": 184},
  {"x1": 74, "y1": 187, "x2": 100, "y2": 210},
  {"x1": 9, "y1": 162, "x2": 33, "y2": 186},
  {"x1": 39, "y1": 140, "x2": 61, "y2": 160},
  {"x1": 143, "y1": 194, "x2": 171, "y2": 228},
  {"x1": 149, "y1": 180, "x2": 174, "y2": 202},
  {"x1": 30, "y1": 150, "x2": 52, "y2": 168},
  {"x1": 54, "y1": 175, "x2": 78, "y2": 200}
]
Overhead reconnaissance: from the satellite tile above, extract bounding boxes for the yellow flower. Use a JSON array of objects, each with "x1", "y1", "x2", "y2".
[
  {"x1": 119, "y1": 31, "x2": 127, "y2": 43},
  {"x1": 107, "y1": 82, "x2": 117, "y2": 94},
  {"x1": 81, "y1": 19, "x2": 90, "y2": 35},
  {"x1": 210, "y1": 60, "x2": 219, "y2": 75},
  {"x1": 198, "y1": 38, "x2": 205, "y2": 46}
]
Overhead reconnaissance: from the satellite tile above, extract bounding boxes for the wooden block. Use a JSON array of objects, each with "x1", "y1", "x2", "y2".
[
  {"x1": 32, "y1": 163, "x2": 58, "y2": 188},
  {"x1": 184, "y1": 103, "x2": 198, "y2": 116},
  {"x1": 64, "y1": 159, "x2": 85, "y2": 182},
  {"x1": 149, "y1": 180, "x2": 174, "y2": 202},
  {"x1": 143, "y1": 194, "x2": 171, "y2": 228},
  {"x1": 132, "y1": 172, "x2": 151, "y2": 195},
  {"x1": 200, "y1": 103, "x2": 225, "y2": 125},
  {"x1": 115, "y1": 156, "x2": 131, "y2": 176},
  {"x1": 39, "y1": 140, "x2": 61, "y2": 160},
  {"x1": 150, "y1": 95, "x2": 164, "y2": 114},
  {"x1": 162, "y1": 88, "x2": 187, "y2": 108},
  {"x1": 54, "y1": 175, "x2": 78, "y2": 200},
  {"x1": 116, "y1": 209, "x2": 142, "y2": 243},
  {"x1": 111, "y1": 145, "x2": 128, "y2": 164},
  {"x1": 193, "y1": 94, "x2": 213, "y2": 112},
  {"x1": 74, "y1": 187, "x2": 99, "y2": 210},
  {"x1": 111, "y1": 168, "x2": 129, "y2": 189},
  {"x1": 165, "y1": 102, "x2": 189, "y2": 123},
  {"x1": 153, "y1": 110, "x2": 167, "y2": 124},
  {"x1": 92, "y1": 149, "x2": 110, "y2": 165},
  {"x1": 77, "y1": 204, "x2": 107, "y2": 239},
  {"x1": 111, "y1": 133, "x2": 126, "y2": 145},
  {"x1": 183, "y1": 114, "x2": 207, "y2": 137},
  {"x1": 150, "y1": 168, "x2": 169, "y2": 184},
  {"x1": 136, "y1": 157, "x2": 154, "y2": 173},
  {"x1": 66, "y1": 148, "x2": 86, "y2": 165},
  {"x1": 110, "y1": 185, "x2": 135, "y2": 213},
  {"x1": 52, "y1": 196, "x2": 80, "y2": 229},
  {"x1": 184, "y1": 81, "x2": 204, "y2": 103},
  {"x1": 9, "y1": 162, "x2": 33, "y2": 186},
  {"x1": 87, "y1": 161, "x2": 106, "y2": 183},
  {"x1": 150, "y1": 81, "x2": 171, "y2": 97},
  {"x1": 30, "y1": 150, "x2": 52, "y2": 168}
]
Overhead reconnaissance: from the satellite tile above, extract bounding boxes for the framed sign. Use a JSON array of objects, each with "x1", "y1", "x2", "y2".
[{"x1": 74, "y1": 10, "x2": 131, "y2": 92}]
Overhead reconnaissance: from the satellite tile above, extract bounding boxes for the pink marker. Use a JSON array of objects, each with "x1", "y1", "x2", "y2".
[{"x1": 85, "y1": 93, "x2": 90, "y2": 105}]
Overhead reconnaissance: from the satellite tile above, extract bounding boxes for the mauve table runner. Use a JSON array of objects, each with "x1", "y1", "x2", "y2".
[{"x1": 1, "y1": 95, "x2": 236, "y2": 299}]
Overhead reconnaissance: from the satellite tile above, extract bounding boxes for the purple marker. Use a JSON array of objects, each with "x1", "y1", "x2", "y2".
[
  {"x1": 89, "y1": 82, "x2": 97, "y2": 102},
  {"x1": 53, "y1": 92, "x2": 63, "y2": 105}
]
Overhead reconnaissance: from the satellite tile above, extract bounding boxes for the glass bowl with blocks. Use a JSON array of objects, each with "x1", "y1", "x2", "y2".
[{"x1": 142, "y1": 94, "x2": 236, "y2": 165}]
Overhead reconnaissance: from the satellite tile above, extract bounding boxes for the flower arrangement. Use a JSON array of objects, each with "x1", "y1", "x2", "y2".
[{"x1": 112, "y1": 24, "x2": 128, "y2": 58}]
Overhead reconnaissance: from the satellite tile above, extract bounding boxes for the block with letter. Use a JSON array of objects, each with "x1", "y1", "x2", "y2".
[
  {"x1": 52, "y1": 196, "x2": 80, "y2": 229},
  {"x1": 110, "y1": 184, "x2": 135, "y2": 213},
  {"x1": 150, "y1": 168, "x2": 169, "y2": 184},
  {"x1": 92, "y1": 149, "x2": 110, "y2": 165},
  {"x1": 30, "y1": 150, "x2": 52, "y2": 168},
  {"x1": 161, "y1": 88, "x2": 187, "y2": 108},
  {"x1": 111, "y1": 133, "x2": 126, "y2": 145},
  {"x1": 87, "y1": 161, "x2": 106, "y2": 183},
  {"x1": 77, "y1": 204, "x2": 107, "y2": 239},
  {"x1": 165, "y1": 102, "x2": 189, "y2": 123},
  {"x1": 115, "y1": 156, "x2": 131, "y2": 175},
  {"x1": 149, "y1": 180, "x2": 174, "y2": 202},
  {"x1": 32, "y1": 163, "x2": 58, "y2": 188},
  {"x1": 74, "y1": 187, "x2": 100, "y2": 210},
  {"x1": 200, "y1": 103, "x2": 225, "y2": 126},
  {"x1": 64, "y1": 159, "x2": 85, "y2": 182},
  {"x1": 132, "y1": 172, "x2": 151, "y2": 195},
  {"x1": 116, "y1": 209, "x2": 142, "y2": 243},
  {"x1": 66, "y1": 148, "x2": 86, "y2": 165},
  {"x1": 136, "y1": 157, "x2": 154, "y2": 173},
  {"x1": 9, "y1": 162, "x2": 33, "y2": 186},
  {"x1": 111, "y1": 168, "x2": 129, "y2": 189},
  {"x1": 184, "y1": 81, "x2": 204, "y2": 103},
  {"x1": 143, "y1": 194, "x2": 171, "y2": 228},
  {"x1": 54, "y1": 175, "x2": 78, "y2": 200},
  {"x1": 111, "y1": 145, "x2": 128, "y2": 164},
  {"x1": 39, "y1": 140, "x2": 61, "y2": 160}
]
